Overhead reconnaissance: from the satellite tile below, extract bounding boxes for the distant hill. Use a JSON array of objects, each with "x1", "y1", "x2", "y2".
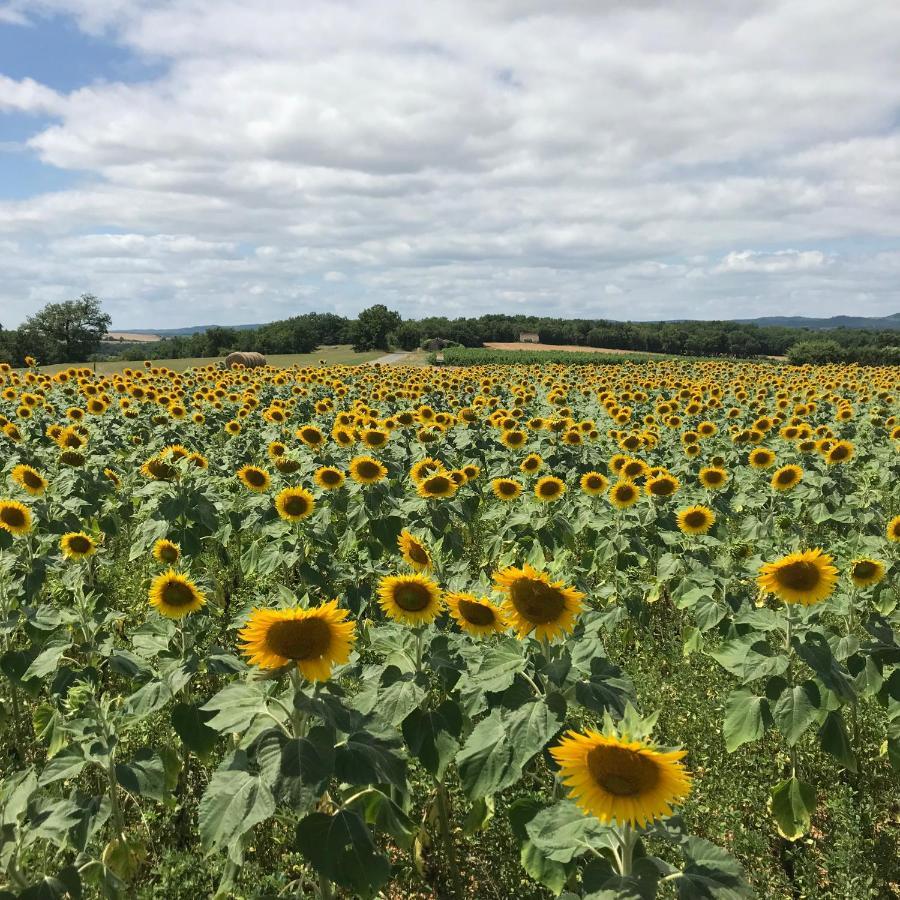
[
  {"x1": 735, "y1": 313, "x2": 900, "y2": 330},
  {"x1": 117, "y1": 323, "x2": 265, "y2": 337}
]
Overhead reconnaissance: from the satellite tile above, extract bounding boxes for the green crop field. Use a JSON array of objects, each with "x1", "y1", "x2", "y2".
[{"x1": 0, "y1": 356, "x2": 898, "y2": 899}]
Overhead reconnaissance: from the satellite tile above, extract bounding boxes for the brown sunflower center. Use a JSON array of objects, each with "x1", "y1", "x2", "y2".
[
  {"x1": 61, "y1": 451, "x2": 86, "y2": 466},
  {"x1": 623, "y1": 463, "x2": 644, "y2": 478},
  {"x1": 776, "y1": 469, "x2": 797, "y2": 485},
  {"x1": 67, "y1": 535, "x2": 92, "y2": 554},
  {"x1": 498, "y1": 481, "x2": 517, "y2": 496},
  {"x1": 277, "y1": 459, "x2": 302, "y2": 474},
  {"x1": 615, "y1": 485, "x2": 636, "y2": 502},
  {"x1": 265, "y1": 618, "x2": 331, "y2": 660},
  {"x1": 320, "y1": 469, "x2": 342, "y2": 485},
  {"x1": 302, "y1": 429, "x2": 323, "y2": 443},
  {"x1": 538, "y1": 480, "x2": 561, "y2": 497},
  {"x1": 587, "y1": 745, "x2": 660, "y2": 797},
  {"x1": 1, "y1": 506, "x2": 26, "y2": 528},
  {"x1": 586, "y1": 475, "x2": 604, "y2": 490},
  {"x1": 356, "y1": 460, "x2": 382, "y2": 479},
  {"x1": 244, "y1": 469, "x2": 267, "y2": 487},
  {"x1": 159, "y1": 545, "x2": 179, "y2": 562},
  {"x1": 424, "y1": 475, "x2": 451, "y2": 493},
  {"x1": 683, "y1": 511, "x2": 709, "y2": 529},
  {"x1": 830, "y1": 446, "x2": 849, "y2": 460},
  {"x1": 509, "y1": 578, "x2": 565, "y2": 624},
  {"x1": 394, "y1": 583, "x2": 434, "y2": 612},
  {"x1": 22, "y1": 470, "x2": 44, "y2": 488},
  {"x1": 407, "y1": 542, "x2": 429, "y2": 565},
  {"x1": 457, "y1": 599, "x2": 496, "y2": 626},
  {"x1": 774, "y1": 561, "x2": 821, "y2": 592},
  {"x1": 649, "y1": 478, "x2": 675, "y2": 496},
  {"x1": 161, "y1": 579, "x2": 198, "y2": 608},
  {"x1": 282, "y1": 494, "x2": 310, "y2": 517},
  {"x1": 853, "y1": 561, "x2": 877, "y2": 580}
]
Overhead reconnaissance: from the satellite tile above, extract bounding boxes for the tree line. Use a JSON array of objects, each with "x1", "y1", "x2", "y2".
[{"x1": 1, "y1": 297, "x2": 897, "y2": 367}]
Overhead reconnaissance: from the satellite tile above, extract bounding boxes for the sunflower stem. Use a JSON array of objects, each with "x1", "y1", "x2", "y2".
[
  {"x1": 316, "y1": 874, "x2": 333, "y2": 900},
  {"x1": 288, "y1": 668, "x2": 307, "y2": 738},
  {"x1": 617, "y1": 823, "x2": 637, "y2": 876},
  {"x1": 435, "y1": 781, "x2": 464, "y2": 899}
]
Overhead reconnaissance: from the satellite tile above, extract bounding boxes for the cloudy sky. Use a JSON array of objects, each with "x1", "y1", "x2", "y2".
[{"x1": 1, "y1": 1, "x2": 899, "y2": 328}]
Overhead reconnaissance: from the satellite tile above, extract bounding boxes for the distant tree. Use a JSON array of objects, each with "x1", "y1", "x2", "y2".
[
  {"x1": 350, "y1": 304, "x2": 402, "y2": 352},
  {"x1": 786, "y1": 339, "x2": 843, "y2": 365},
  {"x1": 23, "y1": 294, "x2": 111, "y2": 363},
  {"x1": 395, "y1": 321, "x2": 422, "y2": 351}
]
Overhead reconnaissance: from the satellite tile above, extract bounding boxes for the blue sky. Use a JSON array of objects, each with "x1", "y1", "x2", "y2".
[{"x1": 1, "y1": 1, "x2": 899, "y2": 329}]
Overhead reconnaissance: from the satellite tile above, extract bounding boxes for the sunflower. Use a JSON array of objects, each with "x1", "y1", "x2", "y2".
[
  {"x1": 417, "y1": 472, "x2": 457, "y2": 499},
  {"x1": 409, "y1": 458, "x2": 445, "y2": 484},
  {"x1": 239, "y1": 600, "x2": 356, "y2": 681},
  {"x1": 550, "y1": 730, "x2": 691, "y2": 827},
  {"x1": 445, "y1": 592, "x2": 506, "y2": 637},
  {"x1": 398, "y1": 530, "x2": 432, "y2": 571},
  {"x1": 757, "y1": 548, "x2": 838, "y2": 605},
  {"x1": 462, "y1": 464, "x2": 481, "y2": 480},
  {"x1": 103, "y1": 468, "x2": 121, "y2": 489},
  {"x1": 237, "y1": 465, "x2": 271, "y2": 493},
  {"x1": 275, "y1": 458, "x2": 302, "y2": 475},
  {"x1": 699, "y1": 466, "x2": 728, "y2": 490},
  {"x1": 0, "y1": 499, "x2": 31, "y2": 535},
  {"x1": 152, "y1": 539, "x2": 181, "y2": 565},
  {"x1": 10, "y1": 464, "x2": 48, "y2": 496},
  {"x1": 825, "y1": 440, "x2": 854, "y2": 465},
  {"x1": 676, "y1": 505, "x2": 715, "y2": 535},
  {"x1": 378, "y1": 574, "x2": 443, "y2": 625},
  {"x1": 645, "y1": 473, "x2": 680, "y2": 498},
  {"x1": 274, "y1": 486, "x2": 315, "y2": 522},
  {"x1": 148, "y1": 570, "x2": 206, "y2": 619},
  {"x1": 534, "y1": 476, "x2": 566, "y2": 502},
  {"x1": 349, "y1": 455, "x2": 388, "y2": 485},
  {"x1": 771, "y1": 464, "x2": 803, "y2": 492},
  {"x1": 888, "y1": 515, "x2": 900, "y2": 542},
  {"x1": 500, "y1": 429, "x2": 527, "y2": 449},
  {"x1": 520, "y1": 453, "x2": 543, "y2": 474},
  {"x1": 140, "y1": 455, "x2": 176, "y2": 481},
  {"x1": 493, "y1": 563, "x2": 584, "y2": 641},
  {"x1": 60, "y1": 531, "x2": 97, "y2": 560},
  {"x1": 849, "y1": 558, "x2": 885, "y2": 588},
  {"x1": 360, "y1": 428, "x2": 390, "y2": 449},
  {"x1": 580, "y1": 471, "x2": 609, "y2": 496},
  {"x1": 491, "y1": 477, "x2": 522, "y2": 500},
  {"x1": 297, "y1": 425, "x2": 326, "y2": 448},
  {"x1": 314, "y1": 466, "x2": 345, "y2": 490},
  {"x1": 748, "y1": 447, "x2": 776, "y2": 469},
  {"x1": 609, "y1": 480, "x2": 640, "y2": 509},
  {"x1": 60, "y1": 450, "x2": 86, "y2": 468}
]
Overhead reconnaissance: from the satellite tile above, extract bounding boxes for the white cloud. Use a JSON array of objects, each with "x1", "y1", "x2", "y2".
[
  {"x1": 714, "y1": 249, "x2": 829, "y2": 274},
  {"x1": 1, "y1": 0, "x2": 900, "y2": 326}
]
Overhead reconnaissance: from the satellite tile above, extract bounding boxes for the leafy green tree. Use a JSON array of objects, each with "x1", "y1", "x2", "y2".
[
  {"x1": 23, "y1": 294, "x2": 111, "y2": 363},
  {"x1": 350, "y1": 304, "x2": 402, "y2": 352},
  {"x1": 395, "y1": 322, "x2": 422, "y2": 351}
]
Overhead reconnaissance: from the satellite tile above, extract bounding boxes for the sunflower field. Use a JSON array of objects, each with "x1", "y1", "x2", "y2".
[{"x1": 0, "y1": 357, "x2": 898, "y2": 899}]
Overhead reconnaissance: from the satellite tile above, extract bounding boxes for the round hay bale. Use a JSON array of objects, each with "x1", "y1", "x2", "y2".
[{"x1": 224, "y1": 351, "x2": 267, "y2": 369}]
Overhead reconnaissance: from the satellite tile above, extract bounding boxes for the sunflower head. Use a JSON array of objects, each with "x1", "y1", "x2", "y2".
[
  {"x1": 849, "y1": 558, "x2": 885, "y2": 588},
  {"x1": 520, "y1": 453, "x2": 543, "y2": 474},
  {"x1": 580, "y1": 471, "x2": 609, "y2": 496},
  {"x1": 378, "y1": 574, "x2": 443, "y2": 625},
  {"x1": 0, "y1": 499, "x2": 31, "y2": 536},
  {"x1": 417, "y1": 472, "x2": 457, "y2": 499},
  {"x1": 748, "y1": 447, "x2": 776, "y2": 469},
  {"x1": 551, "y1": 729, "x2": 691, "y2": 827},
  {"x1": 888, "y1": 515, "x2": 900, "y2": 543},
  {"x1": 492, "y1": 563, "x2": 584, "y2": 641},
  {"x1": 60, "y1": 531, "x2": 98, "y2": 560},
  {"x1": 275, "y1": 486, "x2": 315, "y2": 522},
  {"x1": 11, "y1": 464, "x2": 48, "y2": 496},
  {"x1": 609, "y1": 480, "x2": 640, "y2": 509},
  {"x1": 60, "y1": 450, "x2": 87, "y2": 468},
  {"x1": 239, "y1": 600, "x2": 356, "y2": 681},
  {"x1": 825, "y1": 440, "x2": 854, "y2": 465},
  {"x1": 699, "y1": 466, "x2": 728, "y2": 490},
  {"x1": 152, "y1": 538, "x2": 181, "y2": 565},
  {"x1": 771, "y1": 464, "x2": 803, "y2": 491},
  {"x1": 676, "y1": 505, "x2": 715, "y2": 535},
  {"x1": 149, "y1": 570, "x2": 206, "y2": 619},
  {"x1": 491, "y1": 477, "x2": 522, "y2": 500},
  {"x1": 349, "y1": 455, "x2": 388, "y2": 485},
  {"x1": 237, "y1": 465, "x2": 271, "y2": 493},
  {"x1": 534, "y1": 476, "x2": 566, "y2": 502},
  {"x1": 410, "y1": 458, "x2": 445, "y2": 484},
  {"x1": 757, "y1": 548, "x2": 838, "y2": 605},
  {"x1": 445, "y1": 592, "x2": 506, "y2": 637},
  {"x1": 314, "y1": 466, "x2": 346, "y2": 490},
  {"x1": 398, "y1": 530, "x2": 432, "y2": 571},
  {"x1": 645, "y1": 473, "x2": 680, "y2": 498}
]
